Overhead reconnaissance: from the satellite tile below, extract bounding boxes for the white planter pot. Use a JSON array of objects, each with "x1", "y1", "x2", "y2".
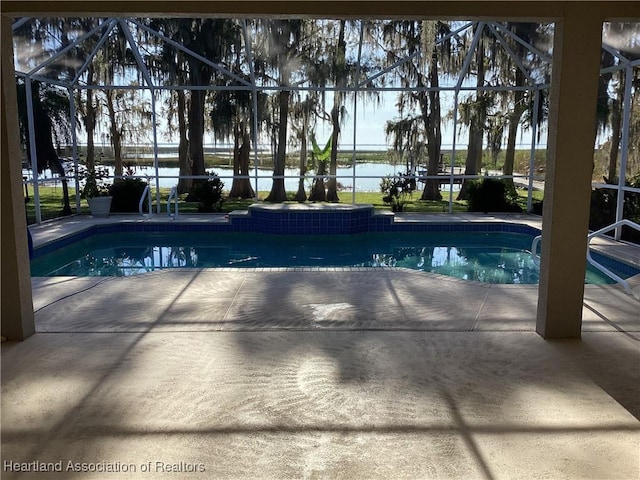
[{"x1": 88, "y1": 196, "x2": 112, "y2": 217}]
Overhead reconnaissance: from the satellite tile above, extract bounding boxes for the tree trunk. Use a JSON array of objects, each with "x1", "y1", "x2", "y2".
[
  {"x1": 326, "y1": 99, "x2": 341, "y2": 202},
  {"x1": 186, "y1": 53, "x2": 213, "y2": 183},
  {"x1": 112, "y1": 130, "x2": 122, "y2": 180},
  {"x1": 502, "y1": 69, "x2": 526, "y2": 193},
  {"x1": 326, "y1": 20, "x2": 346, "y2": 203},
  {"x1": 176, "y1": 90, "x2": 192, "y2": 194},
  {"x1": 189, "y1": 88, "x2": 207, "y2": 178},
  {"x1": 503, "y1": 109, "x2": 522, "y2": 193},
  {"x1": 105, "y1": 90, "x2": 123, "y2": 182},
  {"x1": 238, "y1": 130, "x2": 255, "y2": 198},
  {"x1": 457, "y1": 39, "x2": 486, "y2": 201},
  {"x1": 229, "y1": 122, "x2": 255, "y2": 198},
  {"x1": 457, "y1": 112, "x2": 484, "y2": 200},
  {"x1": 28, "y1": 83, "x2": 71, "y2": 215},
  {"x1": 308, "y1": 160, "x2": 327, "y2": 202},
  {"x1": 607, "y1": 73, "x2": 624, "y2": 181},
  {"x1": 608, "y1": 99, "x2": 621, "y2": 181},
  {"x1": 421, "y1": 48, "x2": 443, "y2": 201},
  {"x1": 294, "y1": 126, "x2": 308, "y2": 202},
  {"x1": 49, "y1": 159, "x2": 72, "y2": 215},
  {"x1": 85, "y1": 64, "x2": 96, "y2": 170},
  {"x1": 265, "y1": 89, "x2": 290, "y2": 202},
  {"x1": 230, "y1": 124, "x2": 242, "y2": 191}
]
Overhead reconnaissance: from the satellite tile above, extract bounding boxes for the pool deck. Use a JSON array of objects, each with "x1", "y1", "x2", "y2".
[{"x1": 2, "y1": 212, "x2": 639, "y2": 479}]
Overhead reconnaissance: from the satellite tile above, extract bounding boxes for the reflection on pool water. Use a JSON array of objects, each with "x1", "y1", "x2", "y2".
[{"x1": 31, "y1": 231, "x2": 633, "y2": 285}]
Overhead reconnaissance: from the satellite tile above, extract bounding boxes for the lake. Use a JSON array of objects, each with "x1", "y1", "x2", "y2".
[
  {"x1": 25, "y1": 162, "x2": 462, "y2": 193},
  {"x1": 109, "y1": 162, "x2": 463, "y2": 192}
]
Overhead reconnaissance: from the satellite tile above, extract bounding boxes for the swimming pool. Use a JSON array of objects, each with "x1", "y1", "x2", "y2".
[{"x1": 30, "y1": 230, "x2": 637, "y2": 285}]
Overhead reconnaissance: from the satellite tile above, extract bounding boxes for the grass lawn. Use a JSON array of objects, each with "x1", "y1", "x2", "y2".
[{"x1": 25, "y1": 184, "x2": 543, "y2": 224}]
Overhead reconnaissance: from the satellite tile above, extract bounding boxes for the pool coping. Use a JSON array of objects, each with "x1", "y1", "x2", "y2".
[{"x1": 29, "y1": 210, "x2": 545, "y2": 249}]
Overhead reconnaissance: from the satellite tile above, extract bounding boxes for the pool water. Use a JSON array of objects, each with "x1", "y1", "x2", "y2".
[{"x1": 30, "y1": 231, "x2": 629, "y2": 285}]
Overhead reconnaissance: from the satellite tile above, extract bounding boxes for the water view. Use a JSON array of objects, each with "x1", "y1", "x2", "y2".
[{"x1": 25, "y1": 161, "x2": 463, "y2": 192}]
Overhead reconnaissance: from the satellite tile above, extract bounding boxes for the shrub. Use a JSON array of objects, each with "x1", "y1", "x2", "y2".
[
  {"x1": 589, "y1": 174, "x2": 640, "y2": 243},
  {"x1": 109, "y1": 178, "x2": 148, "y2": 213},
  {"x1": 531, "y1": 200, "x2": 544, "y2": 215},
  {"x1": 186, "y1": 172, "x2": 225, "y2": 212},
  {"x1": 78, "y1": 165, "x2": 111, "y2": 198},
  {"x1": 380, "y1": 170, "x2": 416, "y2": 212},
  {"x1": 467, "y1": 178, "x2": 523, "y2": 213}
]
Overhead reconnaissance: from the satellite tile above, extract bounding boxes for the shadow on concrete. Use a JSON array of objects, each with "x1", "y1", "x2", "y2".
[{"x1": 2, "y1": 269, "x2": 639, "y2": 479}]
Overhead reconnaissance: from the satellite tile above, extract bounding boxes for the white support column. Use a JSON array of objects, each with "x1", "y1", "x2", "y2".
[
  {"x1": 536, "y1": 10, "x2": 603, "y2": 339},
  {"x1": 1, "y1": 14, "x2": 35, "y2": 340}
]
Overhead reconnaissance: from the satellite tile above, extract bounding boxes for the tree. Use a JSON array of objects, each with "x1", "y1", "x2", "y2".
[
  {"x1": 149, "y1": 20, "x2": 193, "y2": 193},
  {"x1": 385, "y1": 116, "x2": 425, "y2": 176},
  {"x1": 321, "y1": 20, "x2": 382, "y2": 202},
  {"x1": 287, "y1": 21, "x2": 331, "y2": 202},
  {"x1": 598, "y1": 22, "x2": 640, "y2": 181},
  {"x1": 289, "y1": 93, "x2": 321, "y2": 201},
  {"x1": 169, "y1": 19, "x2": 242, "y2": 180},
  {"x1": 174, "y1": 89, "x2": 191, "y2": 194},
  {"x1": 326, "y1": 20, "x2": 348, "y2": 202},
  {"x1": 454, "y1": 22, "x2": 550, "y2": 200},
  {"x1": 12, "y1": 17, "x2": 98, "y2": 215},
  {"x1": 17, "y1": 80, "x2": 72, "y2": 215},
  {"x1": 421, "y1": 21, "x2": 456, "y2": 201},
  {"x1": 207, "y1": 20, "x2": 272, "y2": 200},
  {"x1": 77, "y1": 63, "x2": 98, "y2": 170},
  {"x1": 382, "y1": 20, "x2": 458, "y2": 201},
  {"x1": 260, "y1": 19, "x2": 305, "y2": 203},
  {"x1": 486, "y1": 113, "x2": 506, "y2": 169},
  {"x1": 83, "y1": 21, "x2": 150, "y2": 182},
  {"x1": 500, "y1": 22, "x2": 548, "y2": 193},
  {"x1": 70, "y1": 18, "x2": 104, "y2": 171},
  {"x1": 457, "y1": 24, "x2": 491, "y2": 201},
  {"x1": 210, "y1": 86, "x2": 267, "y2": 198},
  {"x1": 102, "y1": 88, "x2": 152, "y2": 180},
  {"x1": 308, "y1": 133, "x2": 332, "y2": 201}
]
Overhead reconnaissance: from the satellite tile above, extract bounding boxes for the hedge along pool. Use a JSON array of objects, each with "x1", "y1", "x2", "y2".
[{"x1": 30, "y1": 205, "x2": 639, "y2": 284}]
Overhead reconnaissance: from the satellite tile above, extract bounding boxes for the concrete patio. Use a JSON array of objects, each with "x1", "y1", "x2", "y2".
[{"x1": 2, "y1": 214, "x2": 639, "y2": 479}]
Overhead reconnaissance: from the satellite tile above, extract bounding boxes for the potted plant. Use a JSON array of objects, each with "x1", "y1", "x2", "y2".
[{"x1": 80, "y1": 165, "x2": 112, "y2": 217}]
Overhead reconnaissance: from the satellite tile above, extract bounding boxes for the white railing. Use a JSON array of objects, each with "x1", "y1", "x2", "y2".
[
  {"x1": 531, "y1": 234, "x2": 542, "y2": 268},
  {"x1": 531, "y1": 219, "x2": 640, "y2": 295},
  {"x1": 587, "y1": 219, "x2": 640, "y2": 295},
  {"x1": 167, "y1": 186, "x2": 178, "y2": 219},
  {"x1": 138, "y1": 184, "x2": 152, "y2": 217}
]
